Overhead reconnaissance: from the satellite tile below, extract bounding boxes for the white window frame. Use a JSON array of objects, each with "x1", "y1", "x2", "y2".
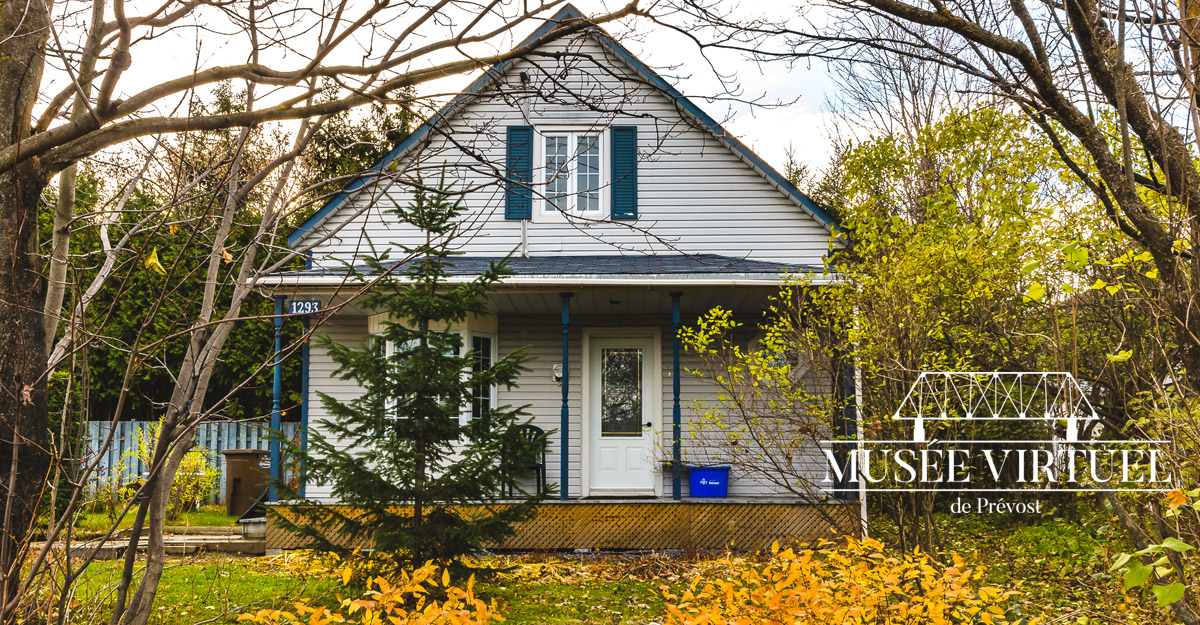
[
  {"x1": 466, "y1": 331, "x2": 500, "y2": 427},
  {"x1": 382, "y1": 330, "x2": 473, "y2": 426},
  {"x1": 533, "y1": 127, "x2": 609, "y2": 221},
  {"x1": 371, "y1": 315, "x2": 500, "y2": 432}
]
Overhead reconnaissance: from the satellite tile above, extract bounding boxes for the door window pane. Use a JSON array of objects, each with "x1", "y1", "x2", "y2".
[{"x1": 601, "y1": 347, "x2": 642, "y2": 436}]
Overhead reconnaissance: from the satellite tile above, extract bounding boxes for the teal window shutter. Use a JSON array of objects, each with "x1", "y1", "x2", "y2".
[
  {"x1": 506, "y1": 126, "x2": 533, "y2": 219},
  {"x1": 610, "y1": 126, "x2": 638, "y2": 220}
]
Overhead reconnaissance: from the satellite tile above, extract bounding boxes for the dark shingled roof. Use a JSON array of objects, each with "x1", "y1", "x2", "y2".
[{"x1": 277, "y1": 254, "x2": 820, "y2": 278}]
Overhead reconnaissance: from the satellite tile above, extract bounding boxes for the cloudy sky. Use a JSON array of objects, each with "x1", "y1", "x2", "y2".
[
  {"x1": 637, "y1": 46, "x2": 839, "y2": 173},
  {"x1": 373, "y1": 1, "x2": 842, "y2": 171},
  {"x1": 607, "y1": 7, "x2": 841, "y2": 172}
]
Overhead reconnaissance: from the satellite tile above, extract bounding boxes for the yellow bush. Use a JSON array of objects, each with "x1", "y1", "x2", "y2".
[
  {"x1": 125, "y1": 421, "x2": 220, "y2": 520},
  {"x1": 238, "y1": 562, "x2": 503, "y2": 625},
  {"x1": 662, "y1": 536, "x2": 1030, "y2": 625}
]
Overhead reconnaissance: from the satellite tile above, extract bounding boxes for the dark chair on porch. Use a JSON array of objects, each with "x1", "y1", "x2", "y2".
[{"x1": 502, "y1": 424, "x2": 546, "y2": 498}]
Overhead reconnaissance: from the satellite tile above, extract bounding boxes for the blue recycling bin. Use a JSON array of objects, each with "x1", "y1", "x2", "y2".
[{"x1": 689, "y1": 465, "x2": 730, "y2": 498}]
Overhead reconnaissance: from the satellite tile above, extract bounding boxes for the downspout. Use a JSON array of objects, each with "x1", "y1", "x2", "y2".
[
  {"x1": 270, "y1": 296, "x2": 284, "y2": 501},
  {"x1": 559, "y1": 293, "x2": 572, "y2": 501},
  {"x1": 856, "y1": 363, "x2": 866, "y2": 537},
  {"x1": 671, "y1": 292, "x2": 682, "y2": 500},
  {"x1": 840, "y1": 356, "x2": 858, "y2": 500}
]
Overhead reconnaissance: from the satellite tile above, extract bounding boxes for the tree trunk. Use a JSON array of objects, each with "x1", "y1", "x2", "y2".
[
  {"x1": 0, "y1": 0, "x2": 53, "y2": 617},
  {"x1": 0, "y1": 163, "x2": 52, "y2": 617},
  {"x1": 119, "y1": 430, "x2": 191, "y2": 625},
  {"x1": 44, "y1": 166, "x2": 77, "y2": 355}
]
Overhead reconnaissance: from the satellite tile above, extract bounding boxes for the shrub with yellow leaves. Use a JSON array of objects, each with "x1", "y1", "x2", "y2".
[
  {"x1": 662, "y1": 536, "x2": 1031, "y2": 625},
  {"x1": 238, "y1": 562, "x2": 503, "y2": 625}
]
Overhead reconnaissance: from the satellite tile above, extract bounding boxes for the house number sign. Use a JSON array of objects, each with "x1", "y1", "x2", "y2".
[{"x1": 288, "y1": 300, "x2": 322, "y2": 315}]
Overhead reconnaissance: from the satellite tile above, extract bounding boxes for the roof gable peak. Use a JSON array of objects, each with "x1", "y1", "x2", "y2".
[{"x1": 288, "y1": 6, "x2": 837, "y2": 247}]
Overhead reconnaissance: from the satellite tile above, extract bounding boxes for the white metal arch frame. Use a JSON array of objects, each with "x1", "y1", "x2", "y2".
[{"x1": 892, "y1": 372, "x2": 1099, "y2": 450}]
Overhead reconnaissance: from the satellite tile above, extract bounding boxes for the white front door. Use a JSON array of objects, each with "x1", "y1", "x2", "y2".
[{"x1": 588, "y1": 336, "x2": 658, "y2": 494}]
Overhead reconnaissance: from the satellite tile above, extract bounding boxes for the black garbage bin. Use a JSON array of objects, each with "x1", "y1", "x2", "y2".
[{"x1": 221, "y1": 449, "x2": 270, "y2": 517}]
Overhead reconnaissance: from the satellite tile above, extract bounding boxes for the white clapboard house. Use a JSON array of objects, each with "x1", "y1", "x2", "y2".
[{"x1": 263, "y1": 5, "x2": 859, "y2": 551}]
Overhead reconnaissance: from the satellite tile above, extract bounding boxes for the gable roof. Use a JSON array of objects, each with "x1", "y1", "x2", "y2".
[{"x1": 287, "y1": 4, "x2": 838, "y2": 248}]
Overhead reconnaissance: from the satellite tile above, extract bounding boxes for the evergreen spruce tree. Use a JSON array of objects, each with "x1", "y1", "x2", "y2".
[{"x1": 279, "y1": 174, "x2": 548, "y2": 569}]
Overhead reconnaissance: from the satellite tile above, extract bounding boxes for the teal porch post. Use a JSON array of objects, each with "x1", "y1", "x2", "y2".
[
  {"x1": 559, "y1": 292, "x2": 572, "y2": 501},
  {"x1": 269, "y1": 296, "x2": 283, "y2": 501},
  {"x1": 299, "y1": 317, "x2": 309, "y2": 498},
  {"x1": 671, "y1": 292, "x2": 682, "y2": 500}
]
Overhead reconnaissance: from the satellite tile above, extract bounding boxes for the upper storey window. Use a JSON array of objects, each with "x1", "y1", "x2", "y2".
[
  {"x1": 505, "y1": 125, "x2": 637, "y2": 221},
  {"x1": 541, "y1": 131, "x2": 603, "y2": 217}
]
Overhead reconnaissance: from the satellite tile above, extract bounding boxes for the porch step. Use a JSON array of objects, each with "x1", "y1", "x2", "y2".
[
  {"x1": 165, "y1": 525, "x2": 240, "y2": 536},
  {"x1": 113, "y1": 525, "x2": 239, "y2": 538}
]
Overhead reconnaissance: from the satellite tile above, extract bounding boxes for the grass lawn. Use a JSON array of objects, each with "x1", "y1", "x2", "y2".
[
  {"x1": 54, "y1": 552, "x2": 699, "y2": 624},
  {"x1": 47, "y1": 505, "x2": 1170, "y2": 624},
  {"x1": 77, "y1": 505, "x2": 238, "y2": 533},
  {"x1": 60, "y1": 554, "x2": 338, "y2": 625},
  {"x1": 477, "y1": 556, "x2": 700, "y2": 624},
  {"x1": 481, "y1": 577, "x2": 665, "y2": 624},
  {"x1": 167, "y1": 505, "x2": 239, "y2": 528}
]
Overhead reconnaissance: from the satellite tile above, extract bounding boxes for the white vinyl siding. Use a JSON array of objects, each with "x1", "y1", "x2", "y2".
[
  {"x1": 294, "y1": 35, "x2": 831, "y2": 267},
  {"x1": 303, "y1": 314, "x2": 368, "y2": 501}
]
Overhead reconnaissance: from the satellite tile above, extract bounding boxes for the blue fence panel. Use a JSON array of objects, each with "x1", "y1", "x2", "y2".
[{"x1": 85, "y1": 420, "x2": 299, "y2": 505}]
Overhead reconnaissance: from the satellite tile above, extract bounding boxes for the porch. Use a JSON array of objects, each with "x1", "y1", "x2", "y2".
[{"x1": 265, "y1": 254, "x2": 859, "y2": 539}]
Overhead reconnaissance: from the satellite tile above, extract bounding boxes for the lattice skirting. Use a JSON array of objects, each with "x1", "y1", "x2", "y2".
[{"x1": 266, "y1": 500, "x2": 860, "y2": 552}]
